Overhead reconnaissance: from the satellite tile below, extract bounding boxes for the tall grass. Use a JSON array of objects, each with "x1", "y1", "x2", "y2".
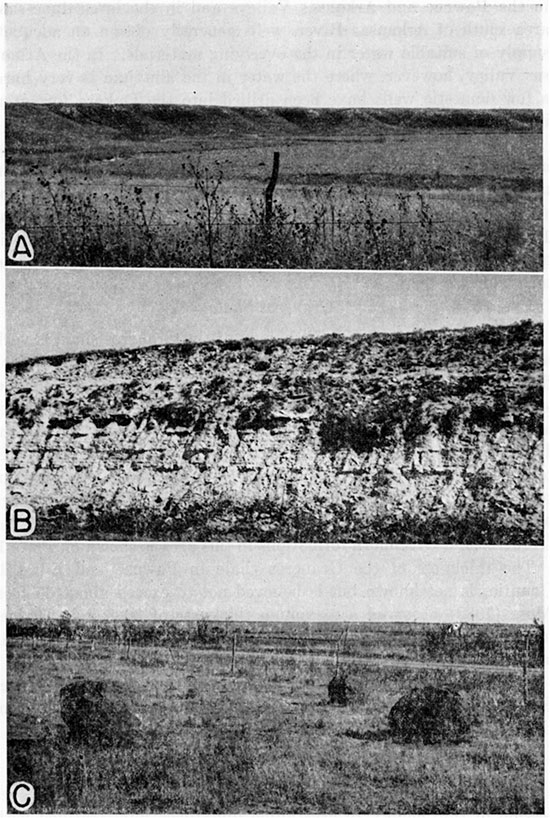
[
  {"x1": 5, "y1": 163, "x2": 534, "y2": 269},
  {"x1": 7, "y1": 643, "x2": 544, "y2": 813}
]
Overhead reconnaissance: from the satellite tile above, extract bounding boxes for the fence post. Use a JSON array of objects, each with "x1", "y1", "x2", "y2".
[
  {"x1": 342, "y1": 624, "x2": 350, "y2": 654},
  {"x1": 522, "y1": 631, "x2": 530, "y2": 705},
  {"x1": 265, "y1": 151, "x2": 280, "y2": 224},
  {"x1": 334, "y1": 640, "x2": 341, "y2": 674},
  {"x1": 231, "y1": 633, "x2": 237, "y2": 675}
]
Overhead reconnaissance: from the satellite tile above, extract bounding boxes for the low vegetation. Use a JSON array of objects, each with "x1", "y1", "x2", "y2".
[
  {"x1": 7, "y1": 628, "x2": 544, "y2": 813},
  {"x1": 23, "y1": 500, "x2": 541, "y2": 545},
  {"x1": 5, "y1": 166, "x2": 540, "y2": 270}
]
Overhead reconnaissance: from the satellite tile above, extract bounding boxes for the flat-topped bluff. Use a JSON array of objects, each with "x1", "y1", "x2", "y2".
[
  {"x1": 6, "y1": 321, "x2": 543, "y2": 542},
  {"x1": 6, "y1": 104, "x2": 542, "y2": 154}
]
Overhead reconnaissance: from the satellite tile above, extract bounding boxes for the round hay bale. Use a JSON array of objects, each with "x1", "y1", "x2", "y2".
[
  {"x1": 388, "y1": 685, "x2": 473, "y2": 744},
  {"x1": 59, "y1": 677, "x2": 138, "y2": 747}
]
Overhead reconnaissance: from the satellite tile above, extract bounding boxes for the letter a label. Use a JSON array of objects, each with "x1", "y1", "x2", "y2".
[{"x1": 8, "y1": 230, "x2": 34, "y2": 262}]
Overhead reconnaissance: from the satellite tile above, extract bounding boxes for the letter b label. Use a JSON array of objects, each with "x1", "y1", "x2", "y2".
[{"x1": 9, "y1": 505, "x2": 36, "y2": 537}]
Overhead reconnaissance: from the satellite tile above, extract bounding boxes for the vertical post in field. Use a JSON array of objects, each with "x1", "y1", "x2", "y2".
[
  {"x1": 522, "y1": 631, "x2": 530, "y2": 705},
  {"x1": 342, "y1": 623, "x2": 350, "y2": 655},
  {"x1": 265, "y1": 151, "x2": 280, "y2": 223},
  {"x1": 231, "y1": 633, "x2": 237, "y2": 675}
]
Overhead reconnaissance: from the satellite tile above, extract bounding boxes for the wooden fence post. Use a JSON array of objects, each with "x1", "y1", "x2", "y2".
[
  {"x1": 342, "y1": 624, "x2": 350, "y2": 654},
  {"x1": 265, "y1": 151, "x2": 280, "y2": 224},
  {"x1": 231, "y1": 633, "x2": 237, "y2": 675},
  {"x1": 522, "y1": 631, "x2": 530, "y2": 705}
]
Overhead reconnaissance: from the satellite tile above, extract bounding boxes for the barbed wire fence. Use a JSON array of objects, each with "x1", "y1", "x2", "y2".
[
  {"x1": 6, "y1": 151, "x2": 543, "y2": 268},
  {"x1": 7, "y1": 619, "x2": 544, "y2": 701}
]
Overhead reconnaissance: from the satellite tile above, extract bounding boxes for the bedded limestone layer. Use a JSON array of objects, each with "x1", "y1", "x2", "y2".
[{"x1": 6, "y1": 416, "x2": 542, "y2": 527}]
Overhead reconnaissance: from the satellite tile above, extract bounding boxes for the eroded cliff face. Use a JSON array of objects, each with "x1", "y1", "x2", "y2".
[{"x1": 6, "y1": 322, "x2": 543, "y2": 541}]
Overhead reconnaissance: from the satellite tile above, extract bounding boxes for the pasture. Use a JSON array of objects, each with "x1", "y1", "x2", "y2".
[
  {"x1": 5, "y1": 105, "x2": 543, "y2": 269},
  {"x1": 7, "y1": 620, "x2": 544, "y2": 813}
]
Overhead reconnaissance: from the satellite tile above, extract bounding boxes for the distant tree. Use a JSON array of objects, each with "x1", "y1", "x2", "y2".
[{"x1": 60, "y1": 608, "x2": 74, "y2": 643}]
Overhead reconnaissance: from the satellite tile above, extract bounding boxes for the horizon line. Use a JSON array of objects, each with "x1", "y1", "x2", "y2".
[
  {"x1": 6, "y1": 102, "x2": 543, "y2": 113},
  {"x1": 6, "y1": 616, "x2": 536, "y2": 626}
]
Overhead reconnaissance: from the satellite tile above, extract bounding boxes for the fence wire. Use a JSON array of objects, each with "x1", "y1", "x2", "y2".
[{"x1": 7, "y1": 621, "x2": 544, "y2": 672}]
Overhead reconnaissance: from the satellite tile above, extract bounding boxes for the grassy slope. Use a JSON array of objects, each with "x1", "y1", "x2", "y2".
[
  {"x1": 6, "y1": 103, "x2": 542, "y2": 156},
  {"x1": 7, "y1": 641, "x2": 544, "y2": 813}
]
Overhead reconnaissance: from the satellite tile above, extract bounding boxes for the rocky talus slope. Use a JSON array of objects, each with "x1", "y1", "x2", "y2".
[{"x1": 6, "y1": 322, "x2": 543, "y2": 542}]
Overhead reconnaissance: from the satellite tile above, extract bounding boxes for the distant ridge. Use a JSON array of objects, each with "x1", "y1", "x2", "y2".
[{"x1": 5, "y1": 103, "x2": 542, "y2": 155}]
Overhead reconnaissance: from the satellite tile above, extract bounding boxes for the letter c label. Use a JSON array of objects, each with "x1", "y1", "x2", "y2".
[{"x1": 9, "y1": 782, "x2": 35, "y2": 812}]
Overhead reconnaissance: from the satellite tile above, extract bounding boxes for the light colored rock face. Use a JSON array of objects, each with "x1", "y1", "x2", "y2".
[
  {"x1": 6, "y1": 323, "x2": 543, "y2": 535},
  {"x1": 6, "y1": 416, "x2": 543, "y2": 526}
]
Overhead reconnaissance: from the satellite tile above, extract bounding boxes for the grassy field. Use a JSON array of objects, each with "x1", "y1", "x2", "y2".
[
  {"x1": 5, "y1": 105, "x2": 543, "y2": 269},
  {"x1": 7, "y1": 622, "x2": 544, "y2": 813}
]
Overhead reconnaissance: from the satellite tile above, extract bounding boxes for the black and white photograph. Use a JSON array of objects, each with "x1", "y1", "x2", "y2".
[
  {"x1": 5, "y1": 3, "x2": 543, "y2": 270},
  {"x1": 6, "y1": 542, "x2": 544, "y2": 814},
  {"x1": 5, "y1": 269, "x2": 543, "y2": 544},
  {"x1": 3, "y1": 0, "x2": 547, "y2": 814}
]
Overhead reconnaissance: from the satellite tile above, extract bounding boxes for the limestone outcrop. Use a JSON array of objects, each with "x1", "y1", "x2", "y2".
[{"x1": 6, "y1": 322, "x2": 543, "y2": 541}]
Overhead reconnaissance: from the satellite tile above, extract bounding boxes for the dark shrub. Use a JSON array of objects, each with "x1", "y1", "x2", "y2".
[
  {"x1": 388, "y1": 685, "x2": 473, "y2": 744},
  {"x1": 236, "y1": 395, "x2": 278, "y2": 431},
  {"x1": 328, "y1": 670, "x2": 354, "y2": 706},
  {"x1": 60, "y1": 678, "x2": 138, "y2": 748},
  {"x1": 439, "y1": 404, "x2": 463, "y2": 437},
  {"x1": 150, "y1": 402, "x2": 204, "y2": 430}
]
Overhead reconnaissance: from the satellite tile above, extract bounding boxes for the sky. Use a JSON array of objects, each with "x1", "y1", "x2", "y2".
[
  {"x1": 5, "y1": 3, "x2": 542, "y2": 108},
  {"x1": 5, "y1": 270, "x2": 543, "y2": 362},
  {"x1": 6, "y1": 543, "x2": 543, "y2": 623}
]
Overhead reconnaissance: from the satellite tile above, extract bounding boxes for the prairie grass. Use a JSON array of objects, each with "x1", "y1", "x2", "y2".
[
  {"x1": 5, "y1": 165, "x2": 541, "y2": 269},
  {"x1": 7, "y1": 640, "x2": 543, "y2": 813}
]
